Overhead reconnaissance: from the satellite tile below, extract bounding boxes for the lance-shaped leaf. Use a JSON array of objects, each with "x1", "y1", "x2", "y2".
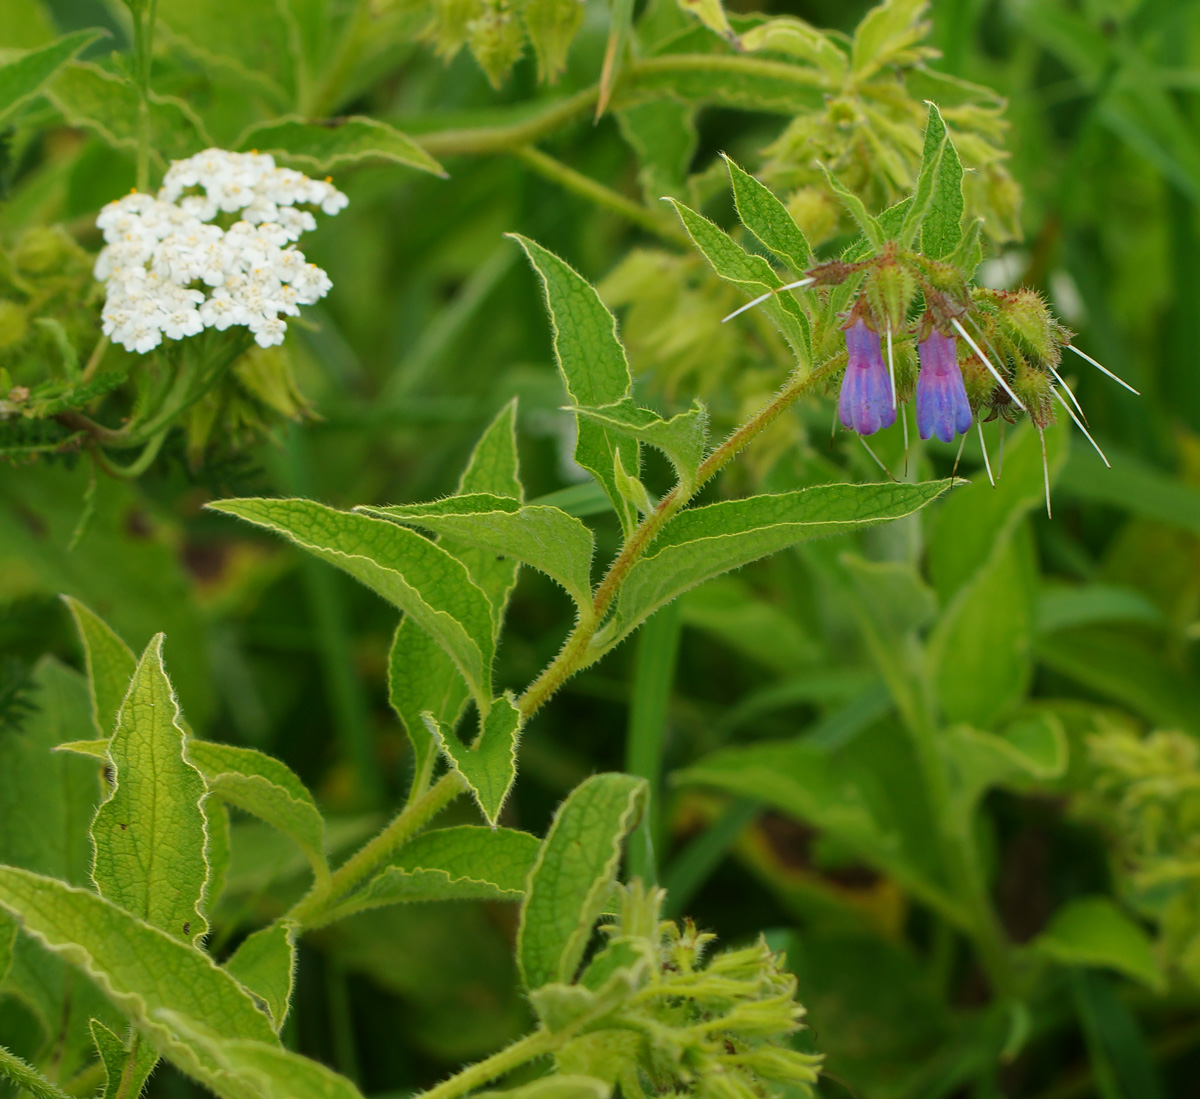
[
  {"x1": 61, "y1": 596, "x2": 136, "y2": 738},
  {"x1": 904, "y1": 102, "x2": 964, "y2": 260},
  {"x1": 425, "y1": 695, "x2": 522, "y2": 827},
  {"x1": 236, "y1": 116, "x2": 445, "y2": 177},
  {"x1": 390, "y1": 400, "x2": 522, "y2": 795},
  {"x1": 1033, "y1": 897, "x2": 1163, "y2": 991},
  {"x1": 820, "y1": 166, "x2": 886, "y2": 250},
  {"x1": 605, "y1": 480, "x2": 955, "y2": 647},
  {"x1": 723, "y1": 154, "x2": 812, "y2": 274},
  {"x1": 209, "y1": 498, "x2": 495, "y2": 709},
  {"x1": 186, "y1": 741, "x2": 328, "y2": 889},
  {"x1": 91, "y1": 635, "x2": 211, "y2": 945},
  {"x1": 322, "y1": 826, "x2": 540, "y2": 923},
  {"x1": 664, "y1": 198, "x2": 810, "y2": 360},
  {"x1": 572, "y1": 400, "x2": 708, "y2": 494},
  {"x1": 90, "y1": 1020, "x2": 157, "y2": 1099},
  {"x1": 359, "y1": 493, "x2": 595, "y2": 612},
  {"x1": 0, "y1": 29, "x2": 105, "y2": 125},
  {"x1": 517, "y1": 773, "x2": 647, "y2": 991},
  {"x1": 739, "y1": 16, "x2": 847, "y2": 82},
  {"x1": 224, "y1": 922, "x2": 295, "y2": 1031},
  {"x1": 508, "y1": 234, "x2": 640, "y2": 536},
  {"x1": 0, "y1": 868, "x2": 278, "y2": 1049}
]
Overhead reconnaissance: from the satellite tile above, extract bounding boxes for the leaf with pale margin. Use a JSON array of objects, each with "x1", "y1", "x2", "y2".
[
  {"x1": 724, "y1": 154, "x2": 812, "y2": 274},
  {"x1": 1033, "y1": 896, "x2": 1163, "y2": 991},
  {"x1": 187, "y1": 740, "x2": 329, "y2": 889},
  {"x1": 739, "y1": 16, "x2": 847, "y2": 82},
  {"x1": 572, "y1": 400, "x2": 708, "y2": 493},
  {"x1": 916, "y1": 103, "x2": 964, "y2": 260},
  {"x1": 49, "y1": 63, "x2": 209, "y2": 162},
  {"x1": 517, "y1": 773, "x2": 647, "y2": 991},
  {"x1": 236, "y1": 116, "x2": 445, "y2": 178},
  {"x1": 90, "y1": 1020, "x2": 157, "y2": 1099},
  {"x1": 0, "y1": 29, "x2": 105, "y2": 125},
  {"x1": 0, "y1": 868, "x2": 278, "y2": 1052},
  {"x1": 360, "y1": 494, "x2": 595, "y2": 611},
  {"x1": 322, "y1": 826, "x2": 540, "y2": 923},
  {"x1": 390, "y1": 400, "x2": 522, "y2": 795},
  {"x1": 91, "y1": 635, "x2": 210, "y2": 945},
  {"x1": 617, "y1": 59, "x2": 824, "y2": 116},
  {"x1": 606, "y1": 481, "x2": 955, "y2": 647},
  {"x1": 0, "y1": 1044, "x2": 73, "y2": 1099},
  {"x1": 209, "y1": 498, "x2": 495, "y2": 709},
  {"x1": 224, "y1": 922, "x2": 295, "y2": 1031},
  {"x1": 425, "y1": 695, "x2": 522, "y2": 827},
  {"x1": 665, "y1": 198, "x2": 810, "y2": 360},
  {"x1": 820, "y1": 166, "x2": 885, "y2": 250},
  {"x1": 850, "y1": 0, "x2": 929, "y2": 80},
  {"x1": 61, "y1": 596, "x2": 135, "y2": 738},
  {"x1": 507, "y1": 234, "x2": 640, "y2": 536}
]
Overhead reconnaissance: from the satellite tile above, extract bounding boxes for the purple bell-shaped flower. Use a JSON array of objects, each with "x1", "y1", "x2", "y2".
[
  {"x1": 838, "y1": 319, "x2": 896, "y2": 436},
  {"x1": 916, "y1": 328, "x2": 973, "y2": 443}
]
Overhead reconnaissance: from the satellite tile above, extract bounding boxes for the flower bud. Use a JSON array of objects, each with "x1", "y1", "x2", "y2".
[
  {"x1": 468, "y1": 0, "x2": 525, "y2": 87},
  {"x1": 999, "y1": 288, "x2": 1060, "y2": 363},
  {"x1": 522, "y1": 0, "x2": 584, "y2": 83},
  {"x1": 427, "y1": 0, "x2": 484, "y2": 57},
  {"x1": 863, "y1": 256, "x2": 916, "y2": 337}
]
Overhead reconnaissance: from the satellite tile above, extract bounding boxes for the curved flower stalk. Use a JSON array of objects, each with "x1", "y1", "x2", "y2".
[{"x1": 95, "y1": 149, "x2": 346, "y2": 353}]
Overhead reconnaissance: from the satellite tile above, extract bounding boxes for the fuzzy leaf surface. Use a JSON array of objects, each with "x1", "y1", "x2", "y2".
[
  {"x1": 62, "y1": 596, "x2": 136, "y2": 738},
  {"x1": 91, "y1": 636, "x2": 210, "y2": 945},
  {"x1": 237, "y1": 116, "x2": 444, "y2": 177},
  {"x1": 508, "y1": 234, "x2": 640, "y2": 535},
  {"x1": 224, "y1": 922, "x2": 295, "y2": 1031},
  {"x1": 187, "y1": 740, "x2": 328, "y2": 889},
  {"x1": 572, "y1": 400, "x2": 708, "y2": 493},
  {"x1": 325, "y1": 826, "x2": 540, "y2": 921},
  {"x1": 90, "y1": 1020, "x2": 157, "y2": 1099},
  {"x1": 0, "y1": 29, "x2": 104, "y2": 124},
  {"x1": 209, "y1": 498, "x2": 494, "y2": 708},
  {"x1": 665, "y1": 197, "x2": 810, "y2": 359},
  {"x1": 608, "y1": 481, "x2": 955, "y2": 646},
  {"x1": 360, "y1": 494, "x2": 595, "y2": 610},
  {"x1": 425, "y1": 695, "x2": 522, "y2": 826},
  {"x1": 517, "y1": 773, "x2": 647, "y2": 991},
  {"x1": 724, "y1": 154, "x2": 812, "y2": 273},
  {"x1": 389, "y1": 401, "x2": 522, "y2": 793},
  {"x1": 916, "y1": 102, "x2": 964, "y2": 259}
]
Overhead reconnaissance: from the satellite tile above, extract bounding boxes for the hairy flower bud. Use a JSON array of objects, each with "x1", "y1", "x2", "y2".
[
  {"x1": 863, "y1": 256, "x2": 916, "y2": 337},
  {"x1": 522, "y1": 0, "x2": 584, "y2": 83}
]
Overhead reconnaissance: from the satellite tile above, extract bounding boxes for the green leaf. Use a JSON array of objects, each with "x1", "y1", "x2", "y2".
[
  {"x1": 61, "y1": 596, "x2": 136, "y2": 739},
  {"x1": 675, "y1": 0, "x2": 737, "y2": 42},
  {"x1": 928, "y1": 523, "x2": 1035, "y2": 729},
  {"x1": 616, "y1": 100, "x2": 697, "y2": 203},
  {"x1": 739, "y1": 16, "x2": 847, "y2": 82},
  {"x1": 224, "y1": 922, "x2": 295, "y2": 1031},
  {"x1": 209, "y1": 498, "x2": 495, "y2": 709},
  {"x1": 425, "y1": 694, "x2": 523, "y2": 827},
  {"x1": 477, "y1": 1076, "x2": 611, "y2": 1099},
  {"x1": 664, "y1": 197, "x2": 810, "y2": 360},
  {"x1": 0, "y1": 29, "x2": 105, "y2": 125},
  {"x1": 1057, "y1": 447, "x2": 1200, "y2": 535},
  {"x1": 507, "y1": 234, "x2": 640, "y2": 535},
  {"x1": 572, "y1": 400, "x2": 708, "y2": 493},
  {"x1": 90, "y1": 637, "x2": 210, "y2": 946},
  {"x1": 849, "y1": 0, "x2": 929, "y2": 80},
  {"x1": 0, "y1": 1043, "x2": 72, "y2": 1099},
  {"x1": 359, "y1": 493, "x2": 595, "y2": 611},
  {"x1": 90, "y1": 1021, "x2": 157, "y2": 1099},
  {"x1": 819, "y1": 166, "x2": 885, "y2": 250},
  {"x1": 517, "y1": 773, "x2": 647, "y2": 991},
  {"x1": 0, "y1": 868, "x2": 278, "y2": 1049},
  {"x1": 941, "y1": 712, "x2": 1068, "y2": 816},
  {"x1": 619, "y1": 55, "x2": 824, "y2": 115},
  {"x1": 389, "y1": 400, "x2": 522, "y2": 795},
  {"x1": 606, "y1": 480, "x2": 954, "y2": 648},
  {"x1": 915, "y1": 103, "x2": 964, "y2": 259},
  {"x1": 323, "y1": 826, "x2": 540, "y2": 922},
  {"x1": 236, "y1": 116, "x2": 445, "y2": 178},
  {"x1": 1034, "y1": 897, "x2": 1163, "y2": 991},
  {"x1": 724, "y1": 154, "x2": 812, "y2": 274},
  {"x1": 186, "y1": 740, "x2": 329, "y2": 889},
  {"x1": 49, "y1": 63, "x2": 208, "y2": 163}
]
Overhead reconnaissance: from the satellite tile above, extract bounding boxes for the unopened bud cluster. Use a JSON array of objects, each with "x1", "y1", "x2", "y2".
[{"x1": 94, "y1": 149, "x2": 346, "y2": 354}]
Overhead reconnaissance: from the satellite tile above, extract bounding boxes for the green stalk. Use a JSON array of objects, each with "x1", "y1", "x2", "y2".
[{"x1": 416, "y1": 1029, "x2": 559, "y2": 1099}]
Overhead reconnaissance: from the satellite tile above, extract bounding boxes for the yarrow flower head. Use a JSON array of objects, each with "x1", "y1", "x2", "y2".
[{"x1": 94, "y1": 149, "x2": 347, "y2": 354}]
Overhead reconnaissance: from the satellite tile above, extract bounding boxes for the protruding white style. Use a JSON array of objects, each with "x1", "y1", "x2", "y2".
[
  {"x1": 885, "y1": 327, "x2": 897, "y2": 410},
  {"x1": 1048, "y1": 363, "x2": 1088, "y2": 422},
  {"x1": 1066, "y1": 344, "x2": 1140, "y2": 396},
  {"x1": 94, "y1": 149, "x2": 348, "y2": 353},
  {"x1": 1052, "y1": 387, "x2": 1110, "y2": 467},
  {"x1": 857, "y1": 434, "x2": 895, "y2": 480},
  {"x1": 977, "y1": 418, "x2": 995, "y2": 487},
  {"x1": 950, "y1": 316, "x2": 1026, "y2": 412},
  {"x1": 721, "y1": 278, "x2": 815, "y2": 324},
  {"x1": 1038, "y1": 426, "x2": 1052, "y2": 518}
]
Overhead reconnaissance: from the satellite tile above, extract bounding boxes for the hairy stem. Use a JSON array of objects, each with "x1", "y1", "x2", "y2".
[
  {"x1": 286, "y1": 770, "x2": 467, "y2": 929},
  {"x1": 518, "y1": 358, "x2": 839, "y2": 719},
  {"x1": 417, "y1": 1029, "x2": 559, "y2": 1099}
]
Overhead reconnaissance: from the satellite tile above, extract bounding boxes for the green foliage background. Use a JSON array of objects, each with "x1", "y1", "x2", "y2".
[{"x1": 2, "y1": 0, "x2": 1200, "y2": 1097}]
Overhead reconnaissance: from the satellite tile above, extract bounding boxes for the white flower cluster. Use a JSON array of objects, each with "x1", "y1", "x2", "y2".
[{"x1": 94, "y1": 149, "x2": 348, "y2": 353}]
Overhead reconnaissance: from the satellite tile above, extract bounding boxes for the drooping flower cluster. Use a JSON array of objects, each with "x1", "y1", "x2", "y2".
[{"x1": 94, "y1": 149, "x2": 347, "y2": 354}]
